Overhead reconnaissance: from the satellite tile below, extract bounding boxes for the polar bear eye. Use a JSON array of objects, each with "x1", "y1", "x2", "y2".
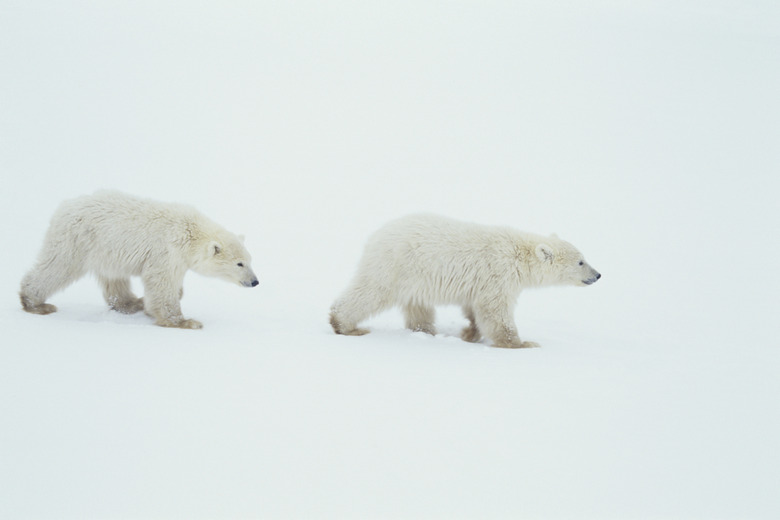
[
  {"x1": 237, "y1": 262, "x2": 244, "y2": 267},
  {"x1": 578, "y1": 261, "x2": 584, "y2": 266}
]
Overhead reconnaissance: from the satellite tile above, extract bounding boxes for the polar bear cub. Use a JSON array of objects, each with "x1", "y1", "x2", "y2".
[
  {"x1": 19, "y1": 191, "x2": 259, "y2": 329},
  {"x1": 329, "y1": 214, "x2": 600, "y2": 348}
]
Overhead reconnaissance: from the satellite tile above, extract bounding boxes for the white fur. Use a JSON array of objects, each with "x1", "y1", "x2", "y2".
[
  {"x1": 329, "y1": 214, "x2": 600, "y2": 348},
  {"x1": 19, "y1": 191, "x2": 259, "y2": 329}
]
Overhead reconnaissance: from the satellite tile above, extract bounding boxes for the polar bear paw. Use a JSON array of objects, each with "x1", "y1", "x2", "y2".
[
  {"x1": 329, "y1": 311, "x2": 370, "y2": 336},
  {"x1": 110, "y1": 297, "x2": 144, "y2": 314},
  {"x1": 493, "y1": 339, "x2": 540, "y2": 349},
  {"x1": 20, "y1": 296, "x2": 57, "y2": 315},
  {"x1": 461, "y1": 324, "x2": 481, "y2": 343},
  {"x1": 157, "y1": 317, "x2": 203, "y2": 330},
  {"x1": 337, "y1": 327, "x2": 370, "y2": 336}
]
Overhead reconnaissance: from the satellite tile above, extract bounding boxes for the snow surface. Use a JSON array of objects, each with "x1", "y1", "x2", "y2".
[{"x1": 2, "y1": 1, "x2": 779, "y2": 519}]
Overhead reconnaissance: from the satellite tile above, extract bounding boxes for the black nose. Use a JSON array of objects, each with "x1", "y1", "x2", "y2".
[
  {"x1": 251, "y1": 279, "x2": 259, "y2": 287},
  {"x1": 596, "y1": 273, "x2": 602, "y2": 280}
]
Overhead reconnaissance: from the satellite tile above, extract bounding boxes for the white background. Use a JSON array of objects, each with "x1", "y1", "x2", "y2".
[{"x1": 1, "y1": 1, "x2": 779, "y2": 518}]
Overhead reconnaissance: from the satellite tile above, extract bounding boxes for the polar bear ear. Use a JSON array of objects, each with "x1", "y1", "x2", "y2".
[
  {"x1": 535, "y1": 243, "x2": 554, "y2": 263},
  {"x1": 208, "y1": 241, "x2": 222, "y2": 256}
]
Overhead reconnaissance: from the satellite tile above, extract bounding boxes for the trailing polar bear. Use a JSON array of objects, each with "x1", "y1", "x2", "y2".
[
  {"x1": 19, "y1": 191, "x2": 258, "y2": 329},
  {"x1": 329, "y1": 214, "x2": 600, "y2": 348}
]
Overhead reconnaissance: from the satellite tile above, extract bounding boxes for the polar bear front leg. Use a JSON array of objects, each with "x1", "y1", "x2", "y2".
[
  {"x1": 142, "y1": 265, "x2": 202, "y2": 330},
  {"x1": 474, "y1": 302, "x2": 539, "y2": 349}
]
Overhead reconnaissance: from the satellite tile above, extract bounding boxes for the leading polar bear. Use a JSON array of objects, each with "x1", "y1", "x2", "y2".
[
  {"x1": 19, "y1": 191, "x2": 259, "y2": 329},
  {"x1": 329, "y1": 214, "x2": 600, "y2": 348}
]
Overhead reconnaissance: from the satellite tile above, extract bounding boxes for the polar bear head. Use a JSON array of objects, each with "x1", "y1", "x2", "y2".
[
  {"x1": 192, "y1": 233, "x2": 259, "y2": 288},
  {"x1": 534, "y1": 237, "x2": 600, "y2": 287}
]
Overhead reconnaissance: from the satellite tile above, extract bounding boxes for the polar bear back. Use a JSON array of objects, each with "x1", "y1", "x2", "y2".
[
  {"x1": 44, "y1": 191, "x2": 211, "y2": 278},
  {"x1": 356, "y1": 213, "x2": 533, "y2": 306}
]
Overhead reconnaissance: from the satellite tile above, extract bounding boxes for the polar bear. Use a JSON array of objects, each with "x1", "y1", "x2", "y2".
[
  {"x1": 19, "y1": 191, "x2": 259, "y2": 329},
  {"x1": 329, "y1": 214, "x2": 600, "y2": 348}
]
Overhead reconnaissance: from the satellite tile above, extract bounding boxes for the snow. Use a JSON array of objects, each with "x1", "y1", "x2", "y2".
[{"x1": 2, "y1": 1, "x2": 779, "y2": 518}]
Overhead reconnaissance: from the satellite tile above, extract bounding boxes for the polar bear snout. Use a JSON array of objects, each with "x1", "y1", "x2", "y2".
[
  {"x1": 239, "y1": 267, "x2": 259, "y2": 287},
  {"x1": 242, "y1": 278, "x2": 259, "y2": 288},
  {"x1": 575, "y1": 258, "x2": 600, "y2": 286},
  {"x1": 583, "y1": 272, "x2": 601, "y2": 285}
]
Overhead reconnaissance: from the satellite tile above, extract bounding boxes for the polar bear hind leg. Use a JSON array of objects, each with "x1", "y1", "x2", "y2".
[
  {"x1": 99, "y1": 277, "x2": 144, "y2": 314},
  {"x1": 19, "y1": 249, "x2": 86, "y2": 315},
  {"x1": 99, "y1": 277, "x2": 141, "y2": 313},
  {"x1": 460, "y1": 306, "x2": 482, "y2": 343},
  {"x1": 403, "y1": 303, "x2": 436, "y2": 335},
  {"x1": 330, "y1": 282, "x2": 392, "y2": 336}
]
